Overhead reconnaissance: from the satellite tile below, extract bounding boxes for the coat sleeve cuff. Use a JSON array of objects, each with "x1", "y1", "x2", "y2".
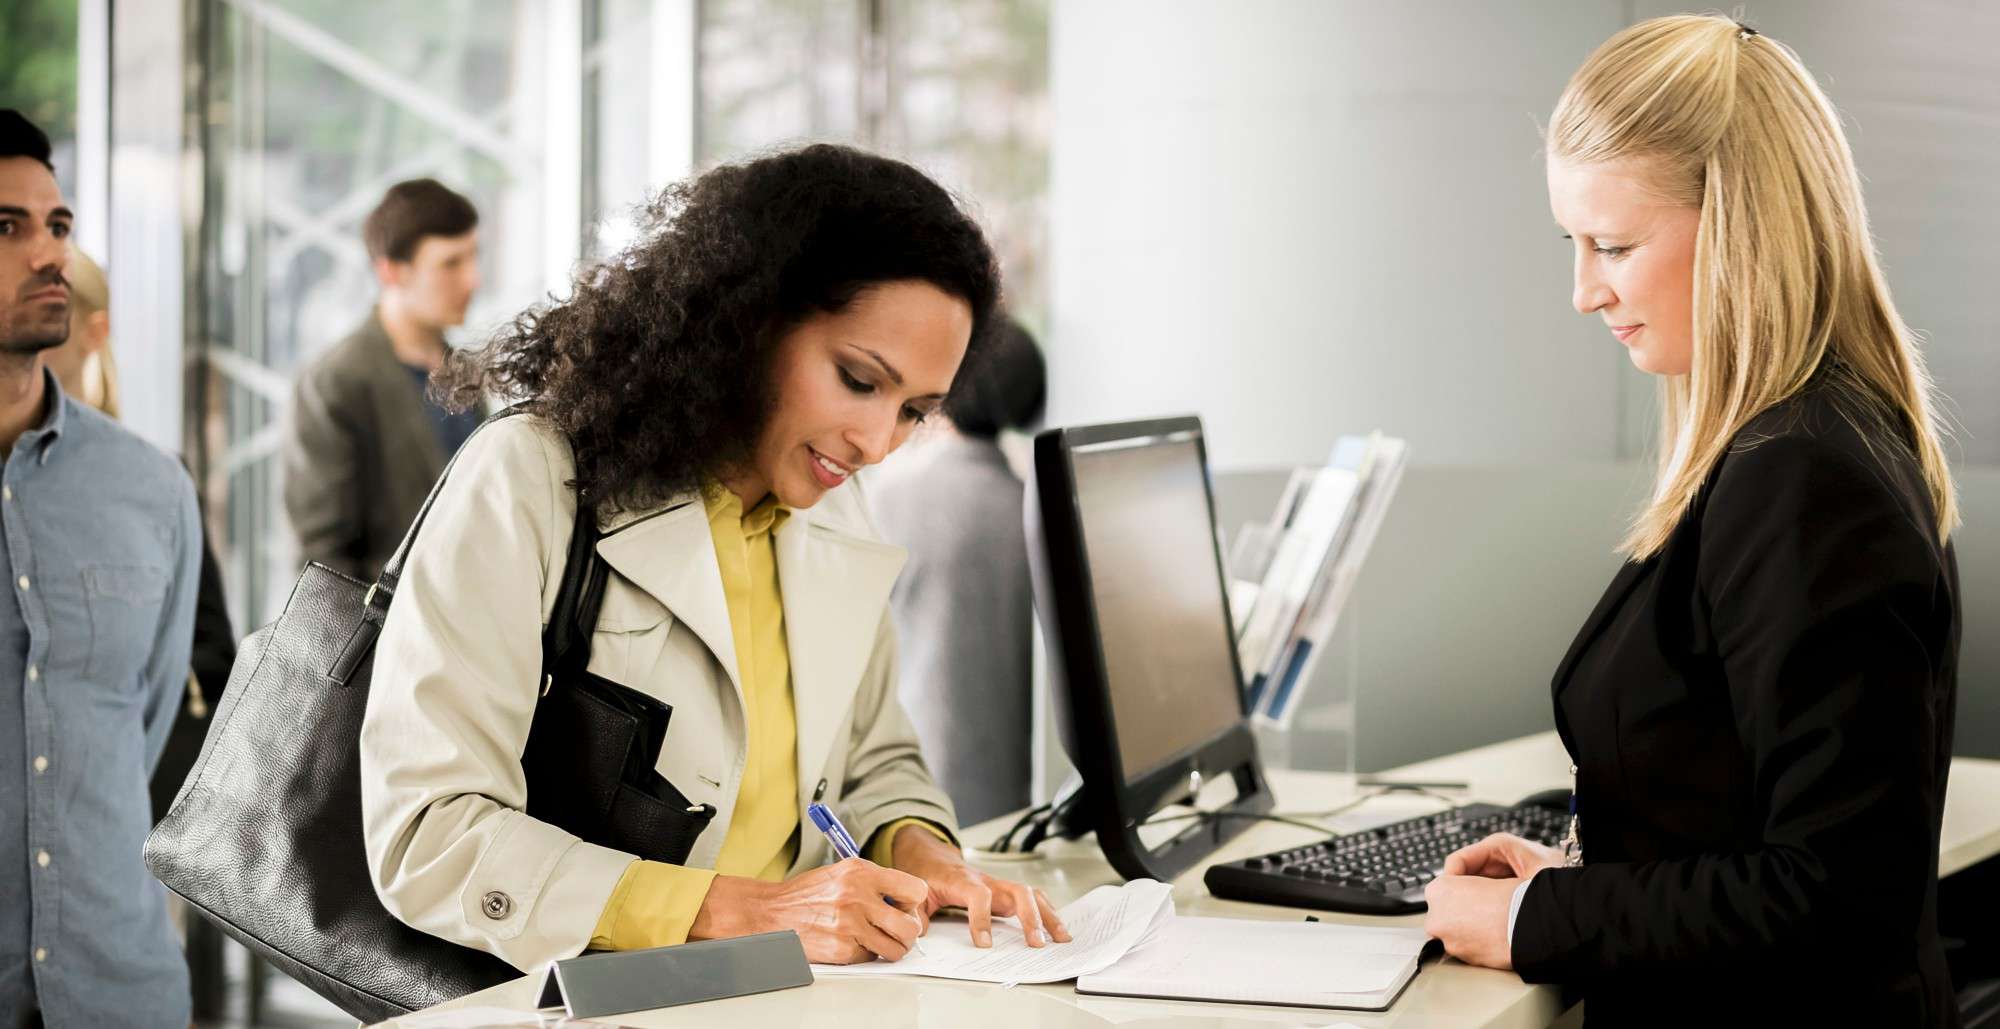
[
  {"x1": 458, "y1": 813, "x2": 637, "y2": 971},
  {"x1": 1509, "y1": 865, "x2": 1582, "y2": 984}
]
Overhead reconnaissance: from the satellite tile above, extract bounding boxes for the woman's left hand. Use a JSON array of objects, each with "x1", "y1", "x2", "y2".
[
  {"x1": 1422, "y1": 873, "x2": 1523, "y2": 970},
  {"x1": 891, "y1": 825, "x2": 1073, "y2": 949}
]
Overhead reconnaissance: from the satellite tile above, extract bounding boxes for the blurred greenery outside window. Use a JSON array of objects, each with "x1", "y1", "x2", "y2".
[{"x1": 2, "y1": 0, "x2": 80, "y2": 201}]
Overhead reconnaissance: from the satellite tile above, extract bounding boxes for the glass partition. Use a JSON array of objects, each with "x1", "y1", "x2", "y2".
[{"x1": 191, "y1": 0, "x2": 570, "y2": 630}]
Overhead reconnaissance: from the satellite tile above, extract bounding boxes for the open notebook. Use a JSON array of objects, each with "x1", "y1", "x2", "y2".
[{"x1": 1077, "y1": 916, "x2": 1432, "y2": 1012}]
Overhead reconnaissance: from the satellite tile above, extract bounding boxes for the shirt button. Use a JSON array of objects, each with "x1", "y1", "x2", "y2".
[
  {"x1": 2, "y1": 485, "x2": 11, "y2": 501},
  {"x1": 481, "y1": 891, "x2": 514, "y2": 920},
  {"x1": 36, "y1": 850, "x2": 49, "y2": 868},
  {"x1": 33, "y1": 947, "x2": 46, "y2": 962},
  {"x1": 26, "y1": 665, "x2": 37, "y2": 682},
  {"x1": 32, "y1": 755, "x2": 47, "y2": 773},
  {"x1": 16, "y1": 576, "x2": 27, "y2": 591}
]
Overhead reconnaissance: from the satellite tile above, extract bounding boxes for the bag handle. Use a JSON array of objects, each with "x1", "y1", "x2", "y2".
[{"x1": 328, "y1": 407, "x2": 608, "y2": 686}]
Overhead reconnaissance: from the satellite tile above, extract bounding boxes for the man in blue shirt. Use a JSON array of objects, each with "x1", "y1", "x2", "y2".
[{"x1": 0, "y1": 110, "x2": 201, "y2": 1028}]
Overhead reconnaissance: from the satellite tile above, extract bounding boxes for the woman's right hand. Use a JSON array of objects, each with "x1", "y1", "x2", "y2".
[
  {"x1": 691, "y1": 858, "x2": 931, "y2": 964},
  {"x1": 1443, "y1": 832, "x2": 1567, "y2": 880}
]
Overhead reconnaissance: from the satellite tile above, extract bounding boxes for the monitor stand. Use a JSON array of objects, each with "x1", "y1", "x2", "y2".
[{"x1": 1070, "y1": 725, "x2": 1275, "y2": 884}]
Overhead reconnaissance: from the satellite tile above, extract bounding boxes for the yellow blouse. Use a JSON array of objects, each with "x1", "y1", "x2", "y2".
[{"x1": 590, "y1": 487, "x2": 940, "y2": 951}]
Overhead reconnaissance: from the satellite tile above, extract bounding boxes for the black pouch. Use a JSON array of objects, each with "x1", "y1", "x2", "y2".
[{"x1": 522, "y1": 495, "x2": 717, "y2": 864}]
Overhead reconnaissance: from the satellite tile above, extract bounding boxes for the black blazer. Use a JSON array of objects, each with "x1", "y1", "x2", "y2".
[{"x1": 1512, "y1": 381, "x2": 1960, "y2": 1027}]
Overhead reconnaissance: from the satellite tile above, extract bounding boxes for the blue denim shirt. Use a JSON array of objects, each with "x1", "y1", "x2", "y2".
[{"x1": 0, "y1": 371, "x2": 200, "y2": 1028}]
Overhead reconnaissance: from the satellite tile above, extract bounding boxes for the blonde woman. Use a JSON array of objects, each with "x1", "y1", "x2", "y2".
[
  {"x1": 1423, "y1": 17, "x2": 1960, "y2": 1025},
  {"x1": 48, "y1": 243, "x2": 121, "y2": 416}
]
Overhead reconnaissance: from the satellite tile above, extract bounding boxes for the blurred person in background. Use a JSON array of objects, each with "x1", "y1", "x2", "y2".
[
  {"x1": 868, "y1": 317, "x2": 1045, "y2": 825},
  {"x1": 40, "y1": 245, "x2": 115, "y2": 418},
  {"x1": 0, "y1": 108, "x2": 202, "y2": 1029},
  {"x1": 46, "y1": 243, "x2": 239, "y2": 1020},
  {"x1": 283, "y1": 177, "x2": 483, "y2": 582}
]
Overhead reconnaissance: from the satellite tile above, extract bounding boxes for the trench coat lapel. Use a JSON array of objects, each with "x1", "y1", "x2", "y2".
[
  {"x1": 593, "y1": 498, "x2": 743, "y2": 704},
  {"x1": 778, "y1": 511, "x2": 906, "y2": 801}
]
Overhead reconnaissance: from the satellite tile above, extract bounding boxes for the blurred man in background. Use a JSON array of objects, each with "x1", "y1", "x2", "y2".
[
  {"x1": 283, "y1": 178, "x2": 482, "y2": 582},
  {"x1": 869, "y1": 317, "x2": 1046, "y2": 824},
  {"x1": 0, "y1": 108, "x2": 201, "y2": 1029}
]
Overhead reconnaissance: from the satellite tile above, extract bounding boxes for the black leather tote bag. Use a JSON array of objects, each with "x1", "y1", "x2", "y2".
[{"x1": 145, "y1": 418, "x2": 716, "y2": 1022}]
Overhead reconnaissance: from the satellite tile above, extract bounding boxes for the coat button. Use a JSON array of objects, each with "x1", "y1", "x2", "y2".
[{"x1": 481, "y1": 891, "x2": 514, "y2": 920}]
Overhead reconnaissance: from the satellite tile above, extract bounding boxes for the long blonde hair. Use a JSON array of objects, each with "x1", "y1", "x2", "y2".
[
  {"x1": 1550, "y1": 15, "x2": 1957, "y2": 558},
  {"x1": 63, "y1": 244, "x2": 123, "y2": 419}
]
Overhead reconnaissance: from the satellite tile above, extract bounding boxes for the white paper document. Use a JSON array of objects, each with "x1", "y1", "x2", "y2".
[{"x1": 811, "y1": 878, "x2": 1175, "y2": 986}]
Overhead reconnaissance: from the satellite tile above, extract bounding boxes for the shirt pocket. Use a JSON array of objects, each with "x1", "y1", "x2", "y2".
[{"x1": 84, "y1": 563, "x2": 169, "y2": 683}]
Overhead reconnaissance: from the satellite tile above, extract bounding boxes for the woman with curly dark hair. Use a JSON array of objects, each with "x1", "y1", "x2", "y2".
[{"x1": 357, "y1": 144, "x2": 1070, "y2": 971}]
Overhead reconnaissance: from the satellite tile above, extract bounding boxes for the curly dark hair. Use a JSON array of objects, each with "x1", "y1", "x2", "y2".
[{"x1": 435, "y1": 143, "x2": 1002, "y2": 510}]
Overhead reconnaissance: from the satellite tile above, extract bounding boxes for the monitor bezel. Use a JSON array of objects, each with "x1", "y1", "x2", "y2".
[{"x1": 1033, "y1": 415, "x2": 1271, "y2": 883}]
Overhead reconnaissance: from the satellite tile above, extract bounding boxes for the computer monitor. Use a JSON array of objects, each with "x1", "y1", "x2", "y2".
[{"x1": 1027, "y1": 415, "x2": 1272, "y2": 883}]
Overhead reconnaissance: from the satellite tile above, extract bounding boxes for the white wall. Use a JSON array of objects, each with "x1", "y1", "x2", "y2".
[
  {"x1": 1049, "y1": 0, "x2": 1640, "y2": 469},
  {"x1": 1638, "y1": 0, "x2": 2000, "y2": 462},
  {"x1": 1049, "y1": 0, "x2": 2000, "y2": 468}
]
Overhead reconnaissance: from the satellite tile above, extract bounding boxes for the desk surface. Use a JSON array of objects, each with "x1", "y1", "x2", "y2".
[{"x1": 397, "y1": 732, "x2": 2000, "y2": 1028}]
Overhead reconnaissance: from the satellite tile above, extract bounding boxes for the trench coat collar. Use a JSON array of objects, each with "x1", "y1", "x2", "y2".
[{"x1": 591, "y1": 484, "x2": 907, "y2": 781}]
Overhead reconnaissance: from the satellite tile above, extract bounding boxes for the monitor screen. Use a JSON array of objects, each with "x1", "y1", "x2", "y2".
[{"x1": 1068, "y1": 431, "x2": 1245, "y2": 780}]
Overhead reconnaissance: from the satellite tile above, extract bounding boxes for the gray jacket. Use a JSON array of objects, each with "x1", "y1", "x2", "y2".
[
  {"x1": 281, "y1": 310, "x2": 448, "y2": 582},
  {"x1": 867, "y1": 434, "x2": 1034, "y2": 825}
]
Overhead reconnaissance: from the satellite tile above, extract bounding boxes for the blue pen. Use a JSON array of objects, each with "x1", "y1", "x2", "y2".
[{"x1": 807, "y1": 799, "x2": 926, "y2": 956}]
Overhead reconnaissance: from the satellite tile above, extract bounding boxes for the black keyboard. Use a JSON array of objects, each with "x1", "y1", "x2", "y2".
[{"x1": 1203, "y1": 803, "x2": 1568, "y2": 915}]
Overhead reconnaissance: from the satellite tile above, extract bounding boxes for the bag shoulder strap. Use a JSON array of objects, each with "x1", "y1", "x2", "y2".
[
  {"x1": 329, "y1": 406, "x2": 607, "y2": 685},
  {"x1": 541, "y1": 495, "x2": 609, "y2": 685}
]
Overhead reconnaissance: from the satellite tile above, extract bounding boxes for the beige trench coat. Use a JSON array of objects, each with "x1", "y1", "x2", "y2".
[{"x1": 358, "y1": 414, "x2": 958, "y2": 972}]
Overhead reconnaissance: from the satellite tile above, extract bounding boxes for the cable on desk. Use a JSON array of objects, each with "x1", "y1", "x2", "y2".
[
  {"x1": 985, "y1": 783, "x2": 1463, "y2": 857},
  {"x1": 1282, "y1": 784, "x2": 1462, "y2": 821},
  {"x1": 1139, "y1": 808, "x2": 1342, "y2": 837},
  {"x1": 985, "y1": 800, "x2": 1054, "y2": 854}
]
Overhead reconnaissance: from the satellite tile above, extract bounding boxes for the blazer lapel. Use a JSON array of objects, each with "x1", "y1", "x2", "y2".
[
  {"x1": 1550, "y1": 558, "x2": 1650, "y2": 706},
  {"x1": 778, "y1": 512, "x2": 907, "y2": 799},
  {"x1": 594, "y1": 498, "x2": 743, "y2": 705}
]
